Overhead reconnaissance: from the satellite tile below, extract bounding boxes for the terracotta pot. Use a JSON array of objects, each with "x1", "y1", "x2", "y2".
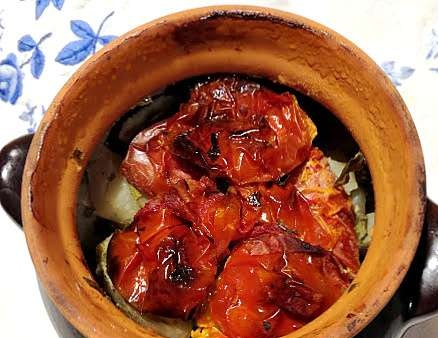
[{"x1": 0, "y1": 5, "x2": 432, "y2": 338}]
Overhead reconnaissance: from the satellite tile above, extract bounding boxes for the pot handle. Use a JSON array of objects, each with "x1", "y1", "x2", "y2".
[
  {"x1": 0, "y1": 134, "x2": 33, "y2": 228},
  {"x1": 401, "y1": 199, "x2": 438, "y2": 318}
]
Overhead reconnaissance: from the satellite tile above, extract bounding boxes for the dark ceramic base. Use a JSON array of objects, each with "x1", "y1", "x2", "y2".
[{"x1": 39, "y1": 283, "x2": 85, "y2": 338}]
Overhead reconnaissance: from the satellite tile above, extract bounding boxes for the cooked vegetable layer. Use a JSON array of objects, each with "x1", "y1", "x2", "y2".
[{"x1": 97, "y1": 77, "x2": 361, "y2": 338}]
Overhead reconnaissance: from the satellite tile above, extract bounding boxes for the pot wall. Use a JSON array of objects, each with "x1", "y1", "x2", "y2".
[{"x1": 22, "y1": 6, "x2": 425, "y2": 338}]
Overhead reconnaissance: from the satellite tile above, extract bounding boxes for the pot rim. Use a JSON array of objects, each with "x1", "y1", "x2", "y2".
[{"x1": 22, "y1": 5, "x2": 426, "y2": 338}]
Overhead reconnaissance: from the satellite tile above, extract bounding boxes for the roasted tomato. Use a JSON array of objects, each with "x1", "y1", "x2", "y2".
[
  {"x1": 205, "y1": 230, "x2": 350, "y2": 338},
  {"x1": 108, "y1": 197, "x2": 218, "y2": 319},
  {"x1": 293, "y1": 148, "x2": 360, "y2": 272},
  {"x1": 172, "y1": 78, "x2": 317, "y2": 185},
  {"x1": 121, "y1": 77, "x2": 317, "y2": 194},
  {"x1": 187, "y1": 192, "x2": 244, "y2": 257},
  {"x1": 238, "y1": 147, "x2": 359, "y2": 273},
  {"x1": 120, "y1": 118, "x2": 215, "y2": 198}
]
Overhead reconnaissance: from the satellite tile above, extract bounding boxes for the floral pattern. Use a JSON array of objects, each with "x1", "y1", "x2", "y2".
[
  {"x1": 18, "y1": 33, "x2": 52, "y2": 79},
  {"x1": 36, "y1": 0, "x2": 64, "y2": 19},
  {"x1": 0, "y1": 3, "x2": 117, "y2": 134},
  {"x1": 426, "y1": 28, "x2": 438, "y2": 59},
  {"x1": 56, "y1": 12, "x2": 116, "y2": 65},
  {"x1": 0, "y1": 54, "x2": 23, "y2": 104},
  {"x1": 381, "y1": 61, "x2": 415, "y2": 86},
  {"x1": 19, "y1": 104, "x2": 45, "y2": 133}
]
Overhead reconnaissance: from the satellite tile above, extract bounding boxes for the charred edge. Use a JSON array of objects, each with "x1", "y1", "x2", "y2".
[
  {"x1": 207, "y1": 132, "x2": 220, "y2": 160},
  {"x1": 198, "y1": 10, "x2": 325, "y2": 37},
  {"x1": 198, "y1": 9, "x2": 361, "y2": 59},
  {"x1": 276, "y1": 223, "x2": 324, "y2": 254},
  {"x1": 215, "y1": 177, "x2": 230, "y2": 193},
  {"x1": 287, "y1": 237, "x2": 324, "y2": 255},
  {"x1": 276, "y1": 221, "x2": 299, "y2": 236},
  {"x1": 173, "y1": 133, "x2": 209, "y2": 170},
  {"x1": 276, "y1": 173, "x2": 290, "y2": 186},
  {"x1": 263, "y1": 320, "x2": 272, "y2": 332},
  {"x1": 71, "y1": 148, "x2": 84, "y2": 164},
  {"x1": 167, "y1": 238, "x2": 195, "y2": 287}
]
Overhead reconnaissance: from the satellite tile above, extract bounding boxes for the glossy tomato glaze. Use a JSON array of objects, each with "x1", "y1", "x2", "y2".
[{"x1": 108, "y1": 77, "x2": 359, "y2": 338}]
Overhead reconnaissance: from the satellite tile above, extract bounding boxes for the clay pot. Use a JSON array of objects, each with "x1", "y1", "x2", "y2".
[{"x1": 4, "y1": 6, "x2": 429, "y2": 338}]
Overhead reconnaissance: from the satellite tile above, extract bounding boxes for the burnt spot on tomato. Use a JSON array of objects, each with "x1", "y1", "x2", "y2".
[
  {"x1": 263, "y1": 320, "x2": 272, "y2": 332},
  {"x1": 173, "y1": 133, "x2": 209, "y2": 171},
  {"x1": 207, "y1": 132, "x2": 220, "y2": 161},
  {"x1": 162, "y1": 238, "x2": 195, "y2": 286},
  {"x1": 276, "y1": 173, "x2": 290, "y2": 186},
  {"x1": 169, "y1": 264, "x2": 195, "y2": 286},
  {"x1": 215, "y1": 176, "x2": 230, "y2": 193}
]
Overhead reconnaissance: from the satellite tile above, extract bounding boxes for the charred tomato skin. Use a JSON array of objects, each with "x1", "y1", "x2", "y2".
[{"x1": 108, "y1": 197, "x2": 218, "y2": 319}]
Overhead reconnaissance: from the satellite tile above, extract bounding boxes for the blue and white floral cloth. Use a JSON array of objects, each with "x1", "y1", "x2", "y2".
[
  {"x1": 1, "y1": 0, "x2": 437, "y2": 199},
  {"x1": 0, "y1": 1, "x2": 437, "y2": 337}
]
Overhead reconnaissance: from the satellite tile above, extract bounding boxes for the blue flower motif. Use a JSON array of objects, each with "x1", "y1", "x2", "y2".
[
  {"x1": 56, "y1": 11, "x2": 117, "y2": 66},
  {"x1": 0, "y1": 53, "x2": 23, "y2": 104},
  {"x1": 17, "y1": 33, "x2": 52, "y2": 79},
  {"x1": 36, "y1": 0, "x2": 64, "y2": 20},
  {"x1": 430, "y1": 68, "x2": 438, "y2": 73},
  {"x1": 426, "y1": 29, "x2": 438, "y2": 59},
  {"x1": 19, "y1": 104, "x2": 46, "y2": 133},
  {"x1": 381, "y1": 61, "x2": 415, "y2": 86}
]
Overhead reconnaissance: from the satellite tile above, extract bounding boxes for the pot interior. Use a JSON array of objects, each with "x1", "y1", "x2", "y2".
[{"x1": 76, "y1": 73, "x2": 373, "y2": 272}]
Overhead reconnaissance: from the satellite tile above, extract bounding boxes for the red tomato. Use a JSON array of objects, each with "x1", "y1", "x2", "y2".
[
  {"x1": 121, "y1": 77, "x2": 317, "y2": 195},
  {"x1": 108, "y1": 198, "x2": 218, "y2": 319},
  {"x1": 292, "y1": 148, "x2": 360, "y2": 272},
  {"x1": 207, "y1": 231, "x2": 350, "y2": 338},
  {"x1": 173, "y1": 78, "x2": 317, "y2": 184},
  {"x1": 237, "y1": 148, "x2": 359, "y2": 273},
  {"x1": 120, "y1": 118, "x2": 216, "y2": 198},
  {"x1": 188, "y1": 192, "x2": 243, "y2": 257}
]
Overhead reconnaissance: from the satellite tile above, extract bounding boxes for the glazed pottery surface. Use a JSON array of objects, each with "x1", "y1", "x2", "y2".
[{"x1": 21, "y1": 6, "x2": 425, "y2": 338}]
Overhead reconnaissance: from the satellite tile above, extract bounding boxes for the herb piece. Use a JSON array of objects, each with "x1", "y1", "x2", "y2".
[{"x1": 335, "y1": 152, "x2": 366, "y2": 186}]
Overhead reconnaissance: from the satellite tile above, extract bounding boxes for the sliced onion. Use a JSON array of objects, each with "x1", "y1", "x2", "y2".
[{"x1": 87, "y1": 144, "x2": 146, "y2": 227}]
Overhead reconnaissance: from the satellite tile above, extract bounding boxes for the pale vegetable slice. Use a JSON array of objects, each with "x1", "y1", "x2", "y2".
[
  {"x1": 327, "y1": 157, "x2": 358, "y2": 194},
  {"x1": 329, "y1": 152, "x2": 374, "y2": 251},
  {"x1": 96, "y1": 236, "x2": 192, "y2": 338},
  {"x1": 351, "y1": 188, "x2": 369, "y2": 249},
  {"x1": 87, "y1": 144, "x2": 146, "y2": 227}
]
